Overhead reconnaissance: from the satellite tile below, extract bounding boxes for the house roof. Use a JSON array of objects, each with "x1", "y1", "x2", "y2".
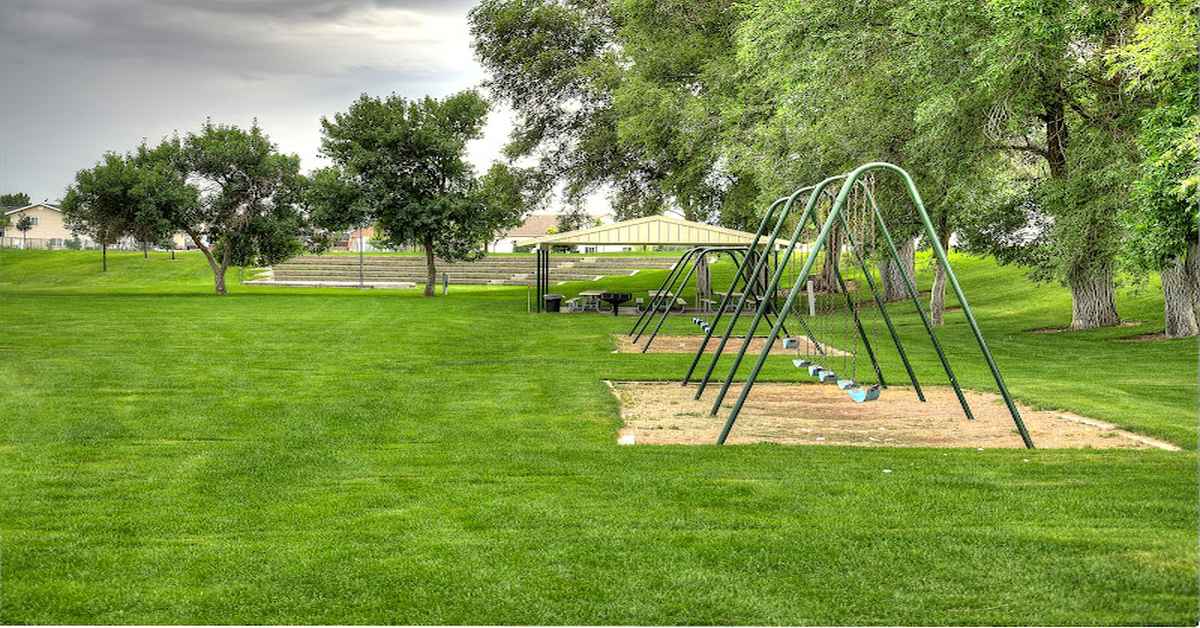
[
  {"x1": 4, "y1": 203, "x2": 62, "y2": 216},
  {"x1": 525, "y1": 214, "x2": 760, "y2": 247},
  {"x1": 503, "y1": 214, "x2": 560, "y2": 239}
]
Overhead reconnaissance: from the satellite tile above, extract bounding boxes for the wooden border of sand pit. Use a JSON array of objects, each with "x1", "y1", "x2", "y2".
[{"x1": 606, "y1": 381, "x2": 1179, "y2": 450}]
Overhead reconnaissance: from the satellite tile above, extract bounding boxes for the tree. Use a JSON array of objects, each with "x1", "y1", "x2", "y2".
[
  {"x1": 0, "y1": 192, "x2": 30, "y2": 207},
  {"x1": 932, "y1": 0, "x2": 1145, "y2": 329},
  {"x1": 15, "y1": 215, "x2": 34, "y2": 248},
  {"x1": 470, "y1": 0, "x2": 759, "y2": 223},
  {"x1": 469, "y1": 0, "x2": 670, "y2": 219},
  {"x1": 317, "y1": 91, "x2": 527, "y2": 296},
  {"x1": 1111, "y1": 0, "x2": 1198, "y2": 338},
  {"x1": 735, "y1": 0, "x2": 1149, "y2": 330},
  {"x1": 556, "y1": 206, "x2": 597, "y2": 233},
  {"x1": 732, "y1": 0, "x2": 998, "y2": 313},
  {"x1": 62, "y1": 152, "x2": 140, "y2": 271},
  {"x1": 174, "y1": 121, "x2": 314, "y2": 295}
]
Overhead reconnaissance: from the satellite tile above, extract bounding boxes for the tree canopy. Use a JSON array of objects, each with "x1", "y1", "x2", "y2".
[{"x1": 314, "y1": 91, "x2": 528, "y2": 296}]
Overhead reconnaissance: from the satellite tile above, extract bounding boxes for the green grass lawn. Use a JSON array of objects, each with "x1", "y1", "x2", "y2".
[{"x1": 0, "y1": 249, "x2": 1195, "y2": 625}]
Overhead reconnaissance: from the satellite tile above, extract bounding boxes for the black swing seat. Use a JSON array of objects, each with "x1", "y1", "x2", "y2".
[
  {"x1": 793, "y1": 358, "x2": 812, "y2": 368},
  {"x1": 816, "y1": 370, "x2": 838, "y2": 383},
  {"x1": 836, "y1": 378, "x2": 856, "y2": 390},
  {"x1": 807, "y1": 364, "x2": 824, "y2": 376}
]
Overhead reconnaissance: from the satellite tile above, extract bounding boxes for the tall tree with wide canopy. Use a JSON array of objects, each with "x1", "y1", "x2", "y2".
[
  {"x1": 732, "y1": 0, "x2": 1005, "y2": 315},
  {"x1": 169, "y1": 121, "x2": 313, "y2": 295},
  {"x1": 470, "y1": 0, "x2": 758, "y2": 224},
  {"x1": 1111, "y1": 0, "x2": 1198, "y2": 337},
  {"x1": 926, "y1": 0, "x2": 1145, "y2": 329},
  {"x1": 316, "y1": 91, "x2": 527, "y2": 296},
  {"x1": 62, "y1": 153, "x2": 141, "y2": 271}
]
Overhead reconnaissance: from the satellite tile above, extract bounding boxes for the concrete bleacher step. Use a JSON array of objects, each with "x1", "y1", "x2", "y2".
[{"x1": 268, "y1": 255, "x2": 678, "y2": 286}]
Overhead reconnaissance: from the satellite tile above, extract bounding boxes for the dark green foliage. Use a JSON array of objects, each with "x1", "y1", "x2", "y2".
[
  {"x1": 0, "y1": 192, "x2": 31, "y2": 207},
  {"x1": 177, "y1": 121, "x2": 314, "y2": 293},
  {"x1": 317, "y1": 91, "x2": 527, "y2": 295}
]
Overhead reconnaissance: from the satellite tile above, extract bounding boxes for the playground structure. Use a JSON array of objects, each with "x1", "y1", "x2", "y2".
[
  {"x1": 667, "y1": 162, "x2": 1035, "y2": 449},
  {"x1": 626, "y1": 245, "x2": 786, "y2": 353}
]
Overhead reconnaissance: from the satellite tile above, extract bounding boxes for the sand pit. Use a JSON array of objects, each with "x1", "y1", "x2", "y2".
[
  {"x1": 614, "y1": 334, "x2": 846, "y2": 356},
  {"x1": 609, "y1": 381, "x2": 1177, "y2": 450}
]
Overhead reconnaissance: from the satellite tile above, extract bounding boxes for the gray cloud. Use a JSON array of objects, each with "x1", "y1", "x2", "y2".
[{"x1": 0, "y1": 0, "x2": 499, "y2": 202}]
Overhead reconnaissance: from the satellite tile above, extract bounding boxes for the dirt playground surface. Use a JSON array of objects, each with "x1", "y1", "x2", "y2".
[
  {"x1": 609, "y1": 382, "x2": 1177, "y2": 450},
  {"x1": 614, "y1": 334, "x2": 847, "y2": 356}
]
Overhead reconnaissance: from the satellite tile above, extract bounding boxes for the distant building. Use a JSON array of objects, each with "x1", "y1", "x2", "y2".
[
  {"x1": 1, "y1": 203, "x2": 72, "y2": 248},
  {"x1": 488, "y1": 214, "x2": 631, "y2": 254},
  {"x1": 488, "y1": 214, "x2": 559, "y2": 253}
]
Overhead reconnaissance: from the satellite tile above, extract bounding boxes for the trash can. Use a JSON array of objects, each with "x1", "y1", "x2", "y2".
[{"x1": 543, "y1": 293, "x2": 564, "y2": 312}]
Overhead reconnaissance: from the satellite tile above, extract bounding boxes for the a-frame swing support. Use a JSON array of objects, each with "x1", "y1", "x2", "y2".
[
  {"x1": 692, "y1": 180, "x2": 927, "y2": 402},
  {"x1": 637, "y1": 246, "x2": 788, "y2": 352},
  {"x1": 708, "y1": 162, "x2": 1034, "y2": 449}
]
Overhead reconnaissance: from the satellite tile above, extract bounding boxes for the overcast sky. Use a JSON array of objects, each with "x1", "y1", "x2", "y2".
[{"x1": 0, "y1": 0, "x2": 516, "y2": 204}]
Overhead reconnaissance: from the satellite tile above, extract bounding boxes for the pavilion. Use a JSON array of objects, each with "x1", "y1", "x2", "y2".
[{"x1": 524, "y1": 215, "x2": 778, "y2": 312}]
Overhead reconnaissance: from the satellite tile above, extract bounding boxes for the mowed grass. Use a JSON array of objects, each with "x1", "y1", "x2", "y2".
[{"x1": 0, "y1": 249, "x2": 1195, "y2": 625}]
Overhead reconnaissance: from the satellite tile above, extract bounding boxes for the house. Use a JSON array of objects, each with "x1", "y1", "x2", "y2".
[
  {"x1": 1, "y1": 203, "x2": 73, "y2": 248},
  {"x1": 488, "y1": 214, "x2": 559, "y2": 253}
]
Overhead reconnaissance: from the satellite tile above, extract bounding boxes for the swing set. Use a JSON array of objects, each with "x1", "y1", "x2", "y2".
[
  {"x1": 628, "y1": 245, "x2": 787, "y2": 352},
  {"x1": 671, "y1": 162, "x2": 1035, "y2": 448}
]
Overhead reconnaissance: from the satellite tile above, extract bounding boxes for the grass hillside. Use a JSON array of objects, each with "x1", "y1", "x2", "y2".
[{"x1": 0, "y1": 249, "x2": 1195, "y2": 624}]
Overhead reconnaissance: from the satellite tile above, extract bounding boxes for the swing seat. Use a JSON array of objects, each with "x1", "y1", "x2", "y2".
[
  {"x1": 817, "y1": 370, "x2": 838, "y2": 383},
  {"x1": 807, "y1": 364, "x2": 824, "y2": 376},
  {"x1": 847, "y1": 385, "x2": 881, "y2": 403},
  {"x1": 793, "y1": 358, "x2": 812, "y2": 368},
  {"x1": 836, "y1": 379, "x2": 856, "y2": 390},
  {"x1": 782, "y1": 337, "x2": 799, "y2": 349}
]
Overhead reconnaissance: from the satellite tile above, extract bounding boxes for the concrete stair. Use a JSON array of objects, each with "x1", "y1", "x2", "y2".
[{"x1": 259, "y1": 255, "x2": 679, "y2": 287}]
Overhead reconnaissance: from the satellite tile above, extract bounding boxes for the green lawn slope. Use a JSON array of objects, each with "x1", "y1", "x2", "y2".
[{"x1": 0, "y1": 249, "x2": 1195, "y2": 624}]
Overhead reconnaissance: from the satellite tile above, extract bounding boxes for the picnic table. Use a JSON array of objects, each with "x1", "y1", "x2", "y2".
[
  {"x1": 712, "y1": 291, "x2": 762, "y2": 312},
  {"x1": 642, "y1": 290, "x2": 687, "y2": 313},
  {"x1": 566, "y1": 290, "x2": 605, "y2": 312}
]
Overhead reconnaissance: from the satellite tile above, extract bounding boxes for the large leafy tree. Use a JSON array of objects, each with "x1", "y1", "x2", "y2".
[
  {"x1": 316, "y1": 91, "x2": 527, "y2": 296},
  {"x1": 1111, "y1": 0, "x2": 1198, "y2": 337},
  {"x1": 733, "y1": 1, "x2": 1004, "y2": 316},
  {"x1": 736, "y1": 0, "x2": 1149, "y2": 330},
  {"x1": 470, "y1": 0, "x2": 758, "y2": 224},
  {"x1": 469, "y1": 0, "x2": 653, "y2": 217},
  {"x1": 937, "y1": 0, "x2": 1146, "y2": 330},
  {"x1": 62, "y1": 153, "x2": 141, "y2": 271},
  {"x1": 174, "y1": 121, "x2": 314, "y2": 295}
]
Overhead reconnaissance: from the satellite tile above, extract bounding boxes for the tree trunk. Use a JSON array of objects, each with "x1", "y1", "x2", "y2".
[
  {"x1": 143, "y1": 241, "x2": 148, "y2": 259},
  {"x1": 213, "y1": 265, "x2": 227, "y2": 295},
  {"x1": 1162, "y1": 240, "x2": 1200, "y2": 338},
  {"x1": 930, "y1": 216, "x2": 952, "y2": 326},
  {"x1": 1068, "y1": 267, "x2": 1120, "y2": 329},
  {"x1": 423, "y1": 238, "x2": 437, "y2": 297},
  {"x1": 817, "y1": 223, "x2": 841, "y2": 292},
  {"x1": 186, "y1": 230, "x2": 227, "y2": 296},
  {"x1": 101, "y1": 242, "x2": 107, "y2": 272},
  {"x1": 879, "y1": 236, "x2": 916, "y2": 301}
]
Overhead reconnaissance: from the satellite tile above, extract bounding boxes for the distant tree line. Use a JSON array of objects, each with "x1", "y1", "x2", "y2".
[
  {"x1": 469, "y1": 0, "x2": 1197, "y2": 336},
  {"x1": 61, "y1": 91, "x2": 530, "y2": 296}
]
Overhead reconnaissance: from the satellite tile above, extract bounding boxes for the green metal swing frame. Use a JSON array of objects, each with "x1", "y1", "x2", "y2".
[{"x1": 682, "y1": 162, "x2": 1035, "y2": 448}]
